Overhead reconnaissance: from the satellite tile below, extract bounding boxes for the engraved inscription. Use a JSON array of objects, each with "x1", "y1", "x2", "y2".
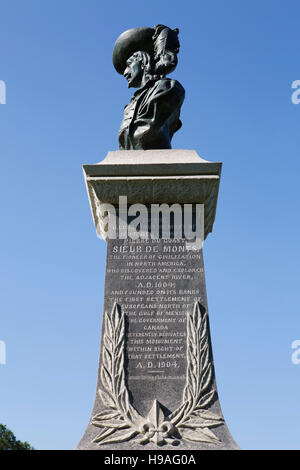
[
  {"x1": 105, "y1": 239, "x2": 203, "y2": 384},
  {"x1": 92, "y1": 301, "x2": 223, "y2": 446}
]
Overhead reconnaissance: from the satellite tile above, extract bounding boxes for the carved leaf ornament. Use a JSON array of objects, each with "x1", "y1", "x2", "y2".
[{"x1": 91, "y1": 301, "x2": 223, "y2": 446}]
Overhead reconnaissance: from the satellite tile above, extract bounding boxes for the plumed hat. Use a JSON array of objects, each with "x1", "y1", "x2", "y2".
[{"x1": 112, "y1": 27, "x2": 155, "y2": 75}]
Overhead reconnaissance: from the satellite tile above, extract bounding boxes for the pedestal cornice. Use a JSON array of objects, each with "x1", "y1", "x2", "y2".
[{"x1": 83, "y1": 149, "x2": 222, "y2": 241}]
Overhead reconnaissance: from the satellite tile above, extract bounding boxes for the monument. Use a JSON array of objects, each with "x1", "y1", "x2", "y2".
[{"x1": 76, "y1": 25, "x2": 239, "y2": 450}]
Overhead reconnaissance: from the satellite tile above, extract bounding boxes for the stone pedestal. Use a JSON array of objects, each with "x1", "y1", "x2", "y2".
[{"x1": 76, "y1": 150, "x2": 239, "y2": 450}]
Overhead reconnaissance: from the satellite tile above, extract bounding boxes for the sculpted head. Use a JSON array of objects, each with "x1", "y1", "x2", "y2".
[
  {"x1": 123, "y1": 51, "x2": 152, "y2": 88},
  {"x1": 113, "y1": 26, "x2": 181, "y2": 85}
]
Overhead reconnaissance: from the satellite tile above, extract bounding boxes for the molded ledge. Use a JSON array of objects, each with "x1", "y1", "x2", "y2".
[{"x1": 83, "y1": 149, "x2": 222, "y2": 241}]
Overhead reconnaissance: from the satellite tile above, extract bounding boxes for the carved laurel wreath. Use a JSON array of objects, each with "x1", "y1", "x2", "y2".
[{"x1": 91, "y1": 301, "x2": 224, "y2": 446}]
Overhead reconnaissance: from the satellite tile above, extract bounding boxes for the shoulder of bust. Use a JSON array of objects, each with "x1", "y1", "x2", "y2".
[{"x1": 151, "y1": 77, "x2": 184, "y2": 91}]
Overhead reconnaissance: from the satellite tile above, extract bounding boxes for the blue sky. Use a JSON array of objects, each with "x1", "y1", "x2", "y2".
[{"x1": 0, "y1": 0, "x2": 300, "y2": 450}]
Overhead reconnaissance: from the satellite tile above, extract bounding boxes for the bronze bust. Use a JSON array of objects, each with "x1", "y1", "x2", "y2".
[{"x1": 113, "y1": 25, "x2": 185, "y2": 150}]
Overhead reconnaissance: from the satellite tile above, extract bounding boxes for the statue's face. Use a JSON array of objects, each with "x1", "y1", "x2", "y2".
[{"x1": 123, "y1": 52, "x2": 143, "y2": 88}]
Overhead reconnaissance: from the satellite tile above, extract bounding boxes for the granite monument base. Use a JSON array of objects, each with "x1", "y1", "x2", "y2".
[{"x1": 76, "y1": 150, "x2": 239, "y2": 450}]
